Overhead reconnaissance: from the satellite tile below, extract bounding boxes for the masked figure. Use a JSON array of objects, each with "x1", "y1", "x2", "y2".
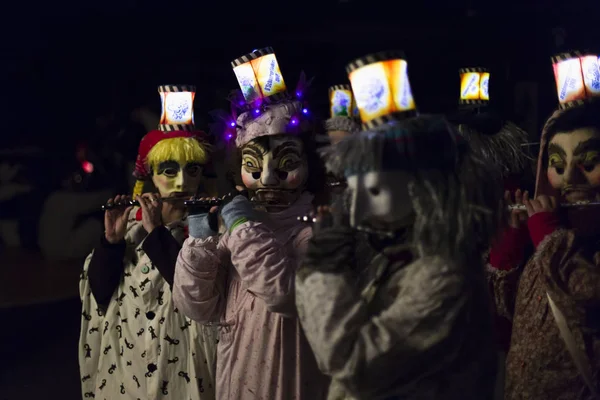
[
  {"x1": 78, "y1": 85, "x2": 218, "y2": 399},
  {"x1": 488, "y1": 52, "x2": 600, "y2": 399},
  {"x1": 296, "y1": 52, "x2": 502, "y2": 400},
  {"x1": 173, "y1": 48, "x2": 329, "y2": 399},
  {"x1": 448, "y1": 67, "x2": 532, "y2": 399}
]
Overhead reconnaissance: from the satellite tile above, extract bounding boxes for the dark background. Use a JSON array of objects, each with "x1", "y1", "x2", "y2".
[
  {"x1": 1, "y1": 0, "x2": 599, "y2": 399},
  {"x1": 3, "y1": 0, "x2": 599, "y2": 151}
]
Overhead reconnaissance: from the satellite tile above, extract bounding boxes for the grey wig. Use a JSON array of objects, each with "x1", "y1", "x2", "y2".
[
  {"x1": 321, "y1": 114, "x2": 505, "y2": 263},
  {"x1": 451, "y1": 111, "x2": 531, "y2": 177}
]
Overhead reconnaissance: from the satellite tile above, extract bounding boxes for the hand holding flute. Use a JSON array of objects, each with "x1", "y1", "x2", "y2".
[{"x1": 104, "y1": 194, "x2": 134, "y2": 244}]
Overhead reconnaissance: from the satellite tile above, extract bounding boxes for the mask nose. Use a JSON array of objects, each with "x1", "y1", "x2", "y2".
[
  {"x1": 564, "y1": 162, "x2": 587, "y2": 186},
  {"x1": 174, "y1": 171, "x2": 185, "y2": 190},
  {"x1": 349, "y1": 186, "x2": 366, "y2": 228},
  {"x1": 260, "y1": 163, "x2": 279, "y2": 187}
]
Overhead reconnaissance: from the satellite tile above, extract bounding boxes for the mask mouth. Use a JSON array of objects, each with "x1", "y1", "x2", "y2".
[
  {"x1": 561, "y1": 186, "x2": 599, "y2": 203},
  {"x1": 253, "y1": 189, "x2": 299, "y2": 207},
  {"x1": 354, "y1": 212, "x2": 415, "y2": 238}
]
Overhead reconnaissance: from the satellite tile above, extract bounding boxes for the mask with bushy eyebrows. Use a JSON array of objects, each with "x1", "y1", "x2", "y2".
[
  {"x1": 546, "y1": 127, "x2": 600, "y2": 203},
  {"x1": 240, "y1": 135, "x2": 308, "y2": 206}
]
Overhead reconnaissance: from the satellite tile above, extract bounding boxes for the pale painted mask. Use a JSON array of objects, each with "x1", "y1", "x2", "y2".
[
  {"x1": 152, "y1": 161, "x2": 203, "y2": 198},
  {"x1": 346, "y1": 170, "x2": 414, "y2": 235},
  {"x1": 240, "y1": 135, "x2": 308, "y2": 206},
  {"x1": 546, "y1": 127, "x2": 600, "y2": 203}
]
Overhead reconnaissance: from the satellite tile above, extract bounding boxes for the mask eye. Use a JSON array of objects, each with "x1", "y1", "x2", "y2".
[
  {"x1": 369, "y1": 187, "x2": 380, "y2": 196},
  {"x1": 163, "y1": 168, "x2": 178, "y2": 176}
]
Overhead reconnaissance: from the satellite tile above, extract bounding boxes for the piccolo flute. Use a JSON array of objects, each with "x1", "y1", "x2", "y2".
[
  {"x1": 508, "y1": 201, "x2": 600, "y2": 211},
  {"x1": 101, "y1": 193, "x2": 290, "y2": 211}
]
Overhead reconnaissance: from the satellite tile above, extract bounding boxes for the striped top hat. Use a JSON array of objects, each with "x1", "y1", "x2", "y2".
[
  {"x1": 346, "y1": 51, "x2": 418, "y2": 131},
  {"x1": 551, "y1": 51, "x2": 600, "y2": 109},
  {"x1": 458, "y1": 67, "x2": 490, "y2": 108}
]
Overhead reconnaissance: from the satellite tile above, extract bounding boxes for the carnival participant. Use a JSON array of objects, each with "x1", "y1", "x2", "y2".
[
  {"x1": 447, "y1": 67, "x2": 532, "y2": 399},
  {"x1": 295, "y1": 52, "x2": 502, "y2": 399},
  {"x1": 173, "y1": 48, "x2": 330, "y2": 399},
  {"x1": 488, "y1": 52, "x2": 600, "y2": 399},
  {"x1": 78, "y1": 85, "x2": 218, "y2": 399}
]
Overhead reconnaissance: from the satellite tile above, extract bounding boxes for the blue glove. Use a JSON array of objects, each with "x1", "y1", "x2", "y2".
[
  {"x1": 187, "y1": 213, "x2": 217, "y2": 239},
  {"x1": 220, "y1": 195, "x2": 256, "y2": 233}
]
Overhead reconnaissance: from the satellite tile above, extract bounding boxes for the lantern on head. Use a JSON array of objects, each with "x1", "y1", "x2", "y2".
[
  {"x1": 551, "y1": 51, "x2": 600, "y2": 109},
  {"x1": 324, "y1": 84, "x2": 361, "y2": 143},
  {"x1": 459, "y1": 68, "x2": 490, "y2": 108},
  {"x1": 229, "y1": 47, "x2": 313, "y2": 148},
  {"x1": 346, "y1": 51, "x2": 417, "y2": 130},
  {"x1": 158, "y1": 85, "x2": 196, "y2": 131},
  {"x1": 329, "y1": 85, "x2": 359, "y2": 118},
  {"x1": 231, "y1": 47, "x2": 288, "y2": 108}
]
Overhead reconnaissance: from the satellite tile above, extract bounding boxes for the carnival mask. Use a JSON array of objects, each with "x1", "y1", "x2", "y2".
[
  {"x1": 152, "y1": 161, "x2": 203, "y2": 199},
  {"x1": 546, "y1": 127, "x2": 600, "y2": 203},
  {"x1": 240, "y1": 135, "x2": 308, "y2": 206},
  {"x1": 346, "y1": 170, "x2": 414, "y2": 235}
]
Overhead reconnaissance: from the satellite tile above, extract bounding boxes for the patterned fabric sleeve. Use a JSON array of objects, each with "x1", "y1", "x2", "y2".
[
  {"x1": 296, "y1": 243, "x2": 470, "y2": 399},
  {"x1": 537, "y1": 229, "x2": 600, "y2": 309},
  {"x1": 78, "y1": 251, "x2": 105, "y2": 398},
  {"x1": 486, "y1": 263, "x2": 523, "y2": 321}
]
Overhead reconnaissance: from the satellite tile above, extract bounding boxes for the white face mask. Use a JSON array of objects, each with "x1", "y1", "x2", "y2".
[
  {"x1": 546, "y1": 127, "x2": 600, "y2": 203},
  {"x1": 346, "y1": 170, "x2": 414, "y2": 234},
  {"x1": 240, "y1": 135, "x2": 308, "y2": 206}
]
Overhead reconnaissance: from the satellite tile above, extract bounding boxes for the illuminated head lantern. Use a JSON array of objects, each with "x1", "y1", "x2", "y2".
[
  {"x1": 346, "y1": 51, "x2": 417, "y2": 131},
  {"x1": 551, "y1": 51, "x2": 600, "y2": 109},
  {"x1": 228, "y1": 47, "x2": 312, "y2": 148},
  {"x1": 449, "y1": 67, "x2": 529, "y2": 179},
  {"x1": 458, "y1": 68, "x2": 490, "y2": 108},
  {"x1": 324, "y1": 85, "x2": 361, "y2": 142},
  {"x1": 133, "y1": 85, "x2": 210, "y2": 197}
]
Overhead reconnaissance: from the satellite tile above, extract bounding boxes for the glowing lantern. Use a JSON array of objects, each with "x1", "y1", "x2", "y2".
[
  {"x1": 346, "y1": 51, "x2": 417, "y2": 130},
  {"x1": 231, "y1": 47, "x2": 288, "y2": 106},
  {"x1": 458, "y1": 68, "x2": 490, "y2": 106},
  {"x1": 158, "y1": 85, "x2": 196, "y2": 131},
  {"x1": 328, "y1": 85, "x2": 359, "y2": 118},
  {"x1": 552, "y1": 51, "x2": 600, "y2": 109}
]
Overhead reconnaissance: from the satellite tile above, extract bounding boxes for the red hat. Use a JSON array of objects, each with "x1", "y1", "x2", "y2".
[{"x1": 133, "y1": 85, "x2": 208, "y2": 180}]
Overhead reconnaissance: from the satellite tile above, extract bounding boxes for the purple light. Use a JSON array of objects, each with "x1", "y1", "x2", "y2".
[
  {"x1": 230, "y1": 121, "x2": 236, "y2": 127},
  {"x1": 239, "y1": 101, "x2": 245, "y2": 106},
  {"x1": 290, "y1": 118, "x2": 298, "y2": 125},
  {"x1": 254, "y1": 109, "x2": 260, "y2": 115},
  {"x1": 226, "y1": 133, "x2": 233, "y2": 140},
  {"x1": 296, "y1": 91, "x2": 302, "y2": 98},
  {"x1": 302, "y1": 108, "x2": 308, "y2": 114}
]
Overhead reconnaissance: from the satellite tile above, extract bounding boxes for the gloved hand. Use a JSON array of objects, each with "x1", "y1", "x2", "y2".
[
  {"x1": 188, "y1": 210, "x2": 218, "y2": 239},
  {"x1": 220, "y1": 195, "x2": 256, "y2": 233}
]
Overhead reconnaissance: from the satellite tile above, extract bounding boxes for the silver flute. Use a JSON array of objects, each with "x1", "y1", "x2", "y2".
[
  {"x1": 101, "y1": 193, "x2": 289, "y2": 211},
  {"x1": 507, "y1": 201, "x2": 600, "y2": 211}
]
